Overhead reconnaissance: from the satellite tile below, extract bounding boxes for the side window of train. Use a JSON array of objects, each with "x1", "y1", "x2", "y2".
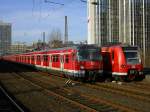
[
  {"x1": 52, "y1": 55, "x2": 54, "y2": 62},
  {"x1": 60, "y1": 55, "x2": 63, "y2": 63},
  {"x1": 32, "y1": 56, "x2": 34, "y2": 61},
  {"x1": 55, "y1": 55, "x2": 59, "y2": 62},
  {"x1": 43, "y1": 55, "x2": 48, "y2": 62},
  {"x1": 28, "y1": 56, "x2": 30, "y2": 62},
  {"x1": 65, "y1": 55, "x2": 69, "y2": 63},
  {"x1": 37, "y1": 55, "x2": 40, "y2": 61},
  {"x1": 52, "y1": 55, "x2": 56, "y2": 62},
  {"x1": 24, "y1": 56, "x2": 26, "y2": 62}
]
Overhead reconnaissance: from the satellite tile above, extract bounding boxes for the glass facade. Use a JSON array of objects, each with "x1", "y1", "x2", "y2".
[
  {"x1": 0, "y1": 22, "x2": 11, "y2": 56},
  {"x1": 88, "y1": 0, "x2": 150, "y2": 66}
]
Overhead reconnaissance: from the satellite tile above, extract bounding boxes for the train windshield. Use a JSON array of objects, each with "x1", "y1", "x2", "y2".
[
  {"x1": 124, "y1": 51, "x2": 140, "y2": 64},
  {"x1": 78, "y1": 49, "x2": 102, "y2": 61}
]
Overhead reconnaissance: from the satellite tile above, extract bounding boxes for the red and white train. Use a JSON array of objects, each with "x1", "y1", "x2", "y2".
[
  {"x1": 3, "y1": 45, "x2": 103, "y2": 81},
  {"x1": 102, "y1": 45, "x2": 145, "y2": 81}
]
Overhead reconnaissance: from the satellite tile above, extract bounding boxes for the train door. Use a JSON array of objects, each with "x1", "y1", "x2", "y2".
[
  {"x1": 60, "y1": 55, "x2": 64, "y2": 71},
  {"x1": 49, "y1": 55, "x2": 52, "y2": 69},
  {"x1": 43, "y1": 55, "x2": 48, "y2": 66},
  {"x1": 111, "y1": 50, "x2": 115, "y2": 72},
  {"x1": 103, "y1": 52, "x2": 112, "y2": 72}
]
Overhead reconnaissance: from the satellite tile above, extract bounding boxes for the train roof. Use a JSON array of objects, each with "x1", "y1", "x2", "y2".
[
  {"x1": 9, "y1": 44, "x2": 100, "y2": 56},
  {"x1": 102, "y1": 43, "x2": 138, "y2": 48}
]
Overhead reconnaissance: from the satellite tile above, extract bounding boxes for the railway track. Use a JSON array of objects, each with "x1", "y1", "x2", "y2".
[
  {"x1": 125, "y1": 81, "x2": 150, "y2": 90},
  {"x1": 32, "y1": 71, "x2": 150, "y2": 112},
  {"x1": 0, "y1": 84, "x2": 26, "y2": 112},
  {"x1": 18, "y1": 72, "x2": 137, "y2": 112},
  {"x1": 1, "y1": 61, "x2": 150, "y2": 112},
  {"x1": 5, "y1": 62, "x2": 136, "y2": 112},
  {"x1": 37, "y1": 71, "x2": 150, "y2": 103}
]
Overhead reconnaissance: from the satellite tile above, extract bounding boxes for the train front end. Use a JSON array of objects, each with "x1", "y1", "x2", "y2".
[
  {"x1": 120, "y1": 46, "x2": 145, "y2": 81},
  {"x1": 76, "y1": 45, "x2": 103, "y2": 81}
]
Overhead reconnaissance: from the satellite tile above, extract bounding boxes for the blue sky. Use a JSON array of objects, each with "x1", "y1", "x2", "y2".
[{"x1": 0, "y1": 0, "x2": 87, "y2": 44}]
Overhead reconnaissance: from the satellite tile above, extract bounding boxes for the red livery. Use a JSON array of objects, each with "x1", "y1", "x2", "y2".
[
  {"x1": 102, "y1": 45, "x2": 145, "y2": 81},
  {"x1": 3, "y1": 45, "x2": 103, "y2": 81}
]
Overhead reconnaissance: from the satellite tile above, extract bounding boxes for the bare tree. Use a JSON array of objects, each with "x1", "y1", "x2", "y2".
[{"x1": 48, "y1": 28, "x2": 63, "y2": 48}]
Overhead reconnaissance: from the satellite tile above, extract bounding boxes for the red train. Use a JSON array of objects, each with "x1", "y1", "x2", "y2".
[
  {"x1": 3, "y1": 45, "x2": 103, "y2": 81},
  {"x1": 102, "y1": 45, "x2": 145, "y2": 81}
]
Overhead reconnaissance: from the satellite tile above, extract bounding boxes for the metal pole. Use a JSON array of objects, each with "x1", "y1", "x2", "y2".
[
  {"x1": 43, "y1": 32, "x2": 45, "y2": 50},
  {"x1": 64, "y1": 16, "x2": 68, "y2": 44},
  {"x1": 143, "y1": 0, "x2": 145, "y2": 66},
  {"x1": 132, "y1": 0, "x2": 135, "y2": 45},
  {"x1": 108, "y1": 0, "x2": 111, "y2": 42}
]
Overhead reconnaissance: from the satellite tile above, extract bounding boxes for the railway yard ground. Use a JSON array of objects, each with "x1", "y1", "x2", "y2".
[{"x1": 0, "y1": 60, "x2": 150, "y2": 112}]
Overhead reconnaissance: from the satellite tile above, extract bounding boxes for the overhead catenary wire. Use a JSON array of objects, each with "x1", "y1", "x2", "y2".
[
  {"x1": 32, "y1": 0, "x2": 35, "y2": 16},
  {"x1": 44, "y1": 0, "x2": 64, "y2": 6},
  {"x1": 80, "y1": 0, "x2": 87, "y2": 3}
]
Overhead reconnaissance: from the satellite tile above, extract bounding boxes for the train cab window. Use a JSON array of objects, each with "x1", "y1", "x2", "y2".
[{"x1": 65, "y1": 55, "x2": 69, "y2": 63}]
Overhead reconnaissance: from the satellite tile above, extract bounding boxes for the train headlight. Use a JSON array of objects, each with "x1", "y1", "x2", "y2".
[
  {"x1": 139, "y1": 71, "x2": 143, "y2": 75},
  {"x1": 80, "y1": 66, "x2": 84, "y2": 70},
  {"x1": 98, "y1": 70, "x2": 103, "y2": 73}
]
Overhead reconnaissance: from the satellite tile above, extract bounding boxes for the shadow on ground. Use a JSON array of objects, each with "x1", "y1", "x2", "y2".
[
  {"x1": 0, "y1": 60, "x2": 37, "y2": 73},
  {"x1": 144, "y1": 68, "x2": 150, "y2": 75}
]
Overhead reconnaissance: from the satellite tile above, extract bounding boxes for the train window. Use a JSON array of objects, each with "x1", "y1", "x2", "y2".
[
  {"x1": 37, "y1": 55, "x2": 41, "y2": 61},
  {"x1": 43, "y1": 55, "x2": 48, "y2": 62},
  {"x1": 52, "y1": 55, "x2": 59, "y2": 62},
  {"x1": 65, "y1": 55, "x2": 69, "y2": 63},
  {"x1": 60, "y1": 55, "x2": 64, "y2": 62},
  {"x1": 24, "y1": 56, "x2": 26, "y2": 62},
  {"x1": 51, "y1": 56, "x2": 54, "y2": 62},
  {"x1": 28, "y1": 57, "x2": 30, "y2": 62},
  {"x1": 31, "y1": 56, "x2": 34, "y2": 61},
  {"x1": 55, "y1": 55, "x2": 59, "y2": 62}
]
